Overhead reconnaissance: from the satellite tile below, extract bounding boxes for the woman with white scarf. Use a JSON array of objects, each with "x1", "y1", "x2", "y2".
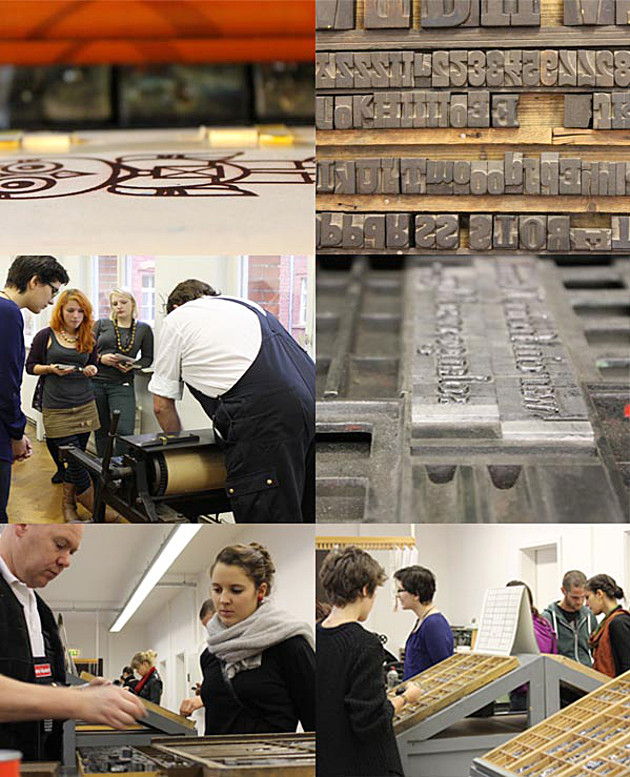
[{"x1": 179, "y1": 542, "x2": 315, "y2": 734}]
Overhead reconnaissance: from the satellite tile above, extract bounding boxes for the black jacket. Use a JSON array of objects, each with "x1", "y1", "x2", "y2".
[
  {"x1": 134, "y1": 669, "x2": 163, "y2": 705},
  {"x1": 0, "y1": 573, "x2": 66, "y2": 761}
]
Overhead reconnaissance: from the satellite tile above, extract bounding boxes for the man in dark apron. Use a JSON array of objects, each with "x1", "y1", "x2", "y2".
[{"x1": 149, "y1": 280, "x2": 315, "y2": 524}]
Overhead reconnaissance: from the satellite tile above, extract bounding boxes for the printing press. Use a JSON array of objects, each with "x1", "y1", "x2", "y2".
[{"x1": 61, "y1": 414, "x2": 230, "y2": 523}]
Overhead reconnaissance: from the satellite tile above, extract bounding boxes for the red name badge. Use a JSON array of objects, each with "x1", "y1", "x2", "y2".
[{"x1": 34, "y1": 663, "x2": 52, "y2": 679}]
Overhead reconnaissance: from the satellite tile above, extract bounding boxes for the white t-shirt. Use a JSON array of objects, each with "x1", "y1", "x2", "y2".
[
  {"x1": 148, "y1": 296, "x2": 263, "y2": 400},
  {"x1": 0, "y1": 553, "x2": 46, "y2": 657}
]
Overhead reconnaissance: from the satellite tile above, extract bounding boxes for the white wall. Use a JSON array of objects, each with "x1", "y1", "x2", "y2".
[{"x1": 317, "y1": 525, "x2": 630, "y2": 659}]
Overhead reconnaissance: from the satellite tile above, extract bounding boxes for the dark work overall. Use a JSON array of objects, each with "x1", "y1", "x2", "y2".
[
  {"x1": 187, "y1": 299, "x2": 315, "y2": 523},
  {"x1": 0, "y1": 576, "x2": 66, "y2": 761}
]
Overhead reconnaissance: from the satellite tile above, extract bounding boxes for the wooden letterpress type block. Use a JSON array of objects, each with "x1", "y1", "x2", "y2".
[
  {"x1": 519, "y1": 215, "x2": 547, "y2": 250},
  {"x1": 373, "y1": 92, "x2": 402, "y2": 128},
  {"x1": 540, "y1": 50, "x2": 559, "y2": 86},
  {"x1": 432, "y1": 51, "x2": 451, "y2": 87},
  {"x1": 356, "y1": 159, "x2": 382, "y2": 194},
  {"x1": 504, "y1": 50, "x2": 523, "y2": 86},
  {"x1": 414, "y1": 53, "x2": 433, "y2": 86},
  {"x1": 364, "y1": 214, "x2": 387, "y2": 249},
  {"x1": 411, "y1": 91, "x2": 428, "y2": 127},
  {"x1": 512, "y1": 0, "x2": 541, "y2": 24},
  {"x1": 450, "y1": 51, "x2": 468, "y2": 87},
  {"x1": 611, "y1": 216, "x2": 630, "y2": 250},
  {"x1": 493, "y1": 215, "x2": 519, "y2": 249},
  {"x1": 364, "y1": 0, "x2": 411, "y2": 28},
  {"x1": 453, "y1": 161, "x2": 471, "y2": 193},
  {"x1": 486, "y1": 50, "x2": 505, "y2": 86},
  {"x1": 341, "y1": 214, "x2": 366, "y2": 248},
  {"x1": 614, "y1": 52, "x2": 630, "y2": 88},
  {"x1": 381, "y1": 158, "x2": 401, "y2": 193},
  {"x1": 593, "y1": 93, "x2": 612, "y2": 129},
  {"x1": 469, "y1": 214, "x2": 493, "y2": 250},
  {"x1": 487, "y1": 160, "x2": 505, "y2": 194},
  {"x1": 426, "y1": 160, "x2": 454, "y2": 194},
  {"x1": 577, "y1": 50, "x2": 597, "y2": 87},
  {"x1": 316, "y1": 160, "x2": 336, "y2": 193},
  {"x1": 316, "y1": 54, "x2": 336, "y2": 89},
  {"x1": 492, "y1": 94, "x2": 519, "y2": 127},
  {"x1": 595, "y1": 50, "x2": 614, "y2": 87},
  {"x1": 415, "y1": 214, "x2": 437, "y2": 247},
  {"x1": 400, "y1": 92, "x2": 417, "y2": 127},
  {"x1": 570, "y1": 228, "x2": 612, "y2": 251},
  {"x1": 617, "y1": 0, "x2": 630, "y2": 23},
  {"x1": 353, "y1": 95, "x2": 375, "y2": 129},
  {"x1": 352, "y1": 54, "x2": 372, "y2": 89},
  {"x1": 334, "y1": 96, "x2": 353, "y2": 129},
  {"x1": 389, "y1": 52, "x2": 413, "y2": 88},
  {"x1": 316, "y1": 97, "x2": 334, "y2": 130},
  {"x1": 316, "y1": 0, "x2": 355, "y2": 29},
  {"x1": 427, "y1": 92, "x2": 449, "y2": 127},
  {"x1": 468, "y1": 91, "x2": 490, "y2": 127},
  {"x1": 581, "y1": 161, "x2": 593, "y2": 195},
  {"x1": 558, "y1": 50, "x2": 577, "y2": 86},
  {"x1": 436, "y1": 215, "x2": 460, "y2": 249},
  {"x1": 614, "y1": 161, "x2": 627, "y2": 195},
  {"x1": 421, "y1": 0, "x2": 479, "y2": 26},
  {"x1": 597, "y1": 161, "x2": 611, "y2": 195},
  {"x1": 468, "y1": 51, "x2": 486, "y2": 87},
  {"x1": 564, "y1": 94, "x2": 593, "y2": 128},
  {"x1": 559, "y1": 158, "x2": 582, "y2": 194},
  {"x1": 523, "y1": 157, "x2": 540, "y2": 194},
  {"x1": 386, "y1": 214, "x2": 411, "y2": 248},
  {"x1": 449, "y1": 94, "x2": 468, "y2": 127},
  {"x1": 334, "y1": 161, "x2": 356, "y2": 194},
  {"x1": 317, "y1": 212, "x2": 344, "y2": 247},
  {"x1": 481, "y1": 0, "x2": 510, "y2": 25},
  {"x1": 540, "y1": 152, "x2": 559, "y2": 196},
  {"x1": 612, "y1": 91, "x2": 630, "y2": 128},
  {"x1": 564, "y1": 0, "x2": 614, "y2": 24},
  {"x1": 547, "y1": 215, "x2": 571, "y2": 251},
  {"x1": 522, "y1": 50, "x2": 540, "y2": 86},
  {"x1": 504, "y1": 151, "x2": 524, "y2": 193},
  {"x1": 470, "y1": 161, "x2": 489, "y2": 195},
  {"x1": 334, "y1": 52, "x2": 354, "y2": 89}
]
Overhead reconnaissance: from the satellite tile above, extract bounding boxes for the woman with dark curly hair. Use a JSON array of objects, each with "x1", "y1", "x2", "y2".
[
  {"x1": 585, "y1": 574, "x2": 630, "y2": 677},
  {"x1": 26, "y1": 289, "x2": 100, "y2": 521}
]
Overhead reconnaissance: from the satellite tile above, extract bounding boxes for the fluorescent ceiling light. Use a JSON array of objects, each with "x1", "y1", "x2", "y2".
[{"x1": 110, "y1": 525, "x2": 203, "y2": 632}]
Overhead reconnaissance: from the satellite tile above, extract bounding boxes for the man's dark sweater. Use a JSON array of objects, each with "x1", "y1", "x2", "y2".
[
  {"x1": 316, "y1": 622, "x2": 403, "y2": 777},
  {"x1": 0, "y1": 297, "x2": 27, "y2": 463}
]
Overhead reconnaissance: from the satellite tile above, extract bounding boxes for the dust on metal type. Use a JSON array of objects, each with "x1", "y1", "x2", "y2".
[{"x1": 316, "y1": 255, "x2": 630, "y2": 522}]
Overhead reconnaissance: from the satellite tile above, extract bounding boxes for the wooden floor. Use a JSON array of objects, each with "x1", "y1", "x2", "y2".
[{"x1": 8, "y1": 424, "x2": 93, "y2": 523}]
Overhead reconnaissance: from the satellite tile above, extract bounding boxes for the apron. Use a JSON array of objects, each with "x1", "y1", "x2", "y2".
[{"x1": 187, "y1": 299, "x2": 315, "y2": 523}]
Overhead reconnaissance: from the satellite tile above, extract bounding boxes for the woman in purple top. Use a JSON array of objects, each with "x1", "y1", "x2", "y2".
[{"x1": 394, "y1": 566, "x2": 454, "y2": 681}]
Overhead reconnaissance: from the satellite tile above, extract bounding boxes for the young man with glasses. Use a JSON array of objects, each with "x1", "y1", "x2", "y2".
[{"x1": 0, "y1": 256, "x2": 69, "y2": 522}]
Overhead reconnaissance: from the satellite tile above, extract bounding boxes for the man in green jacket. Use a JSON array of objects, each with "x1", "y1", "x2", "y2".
[{"x1": 542, "y1": 570, "x2": 598, "y2": 667}]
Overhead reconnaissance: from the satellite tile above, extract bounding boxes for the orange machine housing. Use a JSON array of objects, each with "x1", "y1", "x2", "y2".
[{"x1": 0, "y1": 0, "x2": 314, "y2": 64}]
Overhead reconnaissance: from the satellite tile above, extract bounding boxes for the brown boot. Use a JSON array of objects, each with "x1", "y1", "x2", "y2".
[
  {"x1": 77, "y1": 484, "x2": 122, "y2": 523},
  {"x1": 62, "y1": 482, "x2": 81, "y2": 523}
]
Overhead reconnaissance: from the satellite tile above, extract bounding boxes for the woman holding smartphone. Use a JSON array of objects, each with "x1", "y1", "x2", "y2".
[
  {"x1": 93, "y1": 288, "x2": 153, "y2": 457},
  {"x1": 26, "y1": 289, "x2": 100, "y2": 521}
]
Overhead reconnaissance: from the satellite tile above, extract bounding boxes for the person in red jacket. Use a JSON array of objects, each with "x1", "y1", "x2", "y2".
[{"x1": 585, "y1": 574, "x2": 630, "y2": 678}]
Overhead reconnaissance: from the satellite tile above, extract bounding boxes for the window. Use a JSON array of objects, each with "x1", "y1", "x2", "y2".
[
  {"x1": 91, "y1": 255, "x2": 156, "y2": 327},
  {"x1": 240, "y1": 256, "x2": 310, "y2": 346}
]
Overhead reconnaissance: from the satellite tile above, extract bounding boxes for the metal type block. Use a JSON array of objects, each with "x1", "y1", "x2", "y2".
[
  {"x1": 612, "y1": 91, "x2": 630, "y2": 128},
  {"x1": 595, "y1": 49, "x2": 615, "y2": 87},
  {"x1": 449, "y1": 93, "x2": 469, "y2": 128},
  {"x1": 469, "y1": 214, "x2": 493, "y2": 250},
  {"x1": 421, "y1": 0, "x2": 480, "y2": 26},
  {"x1": 493, "y1": 215, "x2": 519, "y2": 250},
  {"x1": 570, "y1": 227, "x2": 612, "y2": 251},
  {"x1": 487, "y1": 160, "x2": 504, "y2": 195},
  {"x1": 504, "y1": 151, "x2": 524, "y2": 193},
  {"x1": 364, "y1": 214, "x2": 387, "y2": 249},
  {"x1": 315, "y1": 53, "x2": 336, "y2": 90},
  {"x1": 547, "y1": 215, "x2": 571, "y2": 250},
  {"x1": 611, "y1": 215, "x2": 630, "y2": 249},
  {"x1": 316, "y1": 0, "x2": 355, "y2": 29},
  {"x1": 373, "y1": 91, "x2": 402, "y2": 128},
  {"x1": 486, "y1": 50, "x2": 505, "y2": 87},
  {"x1": 614, "y1": 51, "x2": 630, "y2": 87},
  {"x1": 334, "y1": 95, "x2": 353, "y2": 129},
  {"x1": 341, "y1": 214, "x2": 366, "y2": 248},
  {"x1": 510, "y1": 0, "x2": 540, "y2": 24},
  {"x1": 564, "y1": 94, "x2": 592, "y2": 128},
  {"x1": 540, "y1": 50, "x2": 559, "y2": 86},
  {"x1": 491, "y1": 94, "x2": 519, "y2": 127},
  {"x1": 518, "y1": 215, "x2": 547, "y2": 250},
  {"x1": 577, "y1": 49, "x2": 597, "y2": 86},
  {"x1": 316, "y1": 160, "x2": 335, "y2": 193},
  {"x1": 504, "y1": 50, "x2": 523, "y2": 86},
  {"x1": 523, "y1": 157, "x2": 541, "y2": 195},
  {"x1": 315, "y1": 96, "x2": 333, "y2": 130},
  {"x1": 617, "y1": 0, "x2": 630, "y2": 22},
  {"x1": 540, "y1": 152, "x2": 559, "y2": 196},
  {"x1": 564, "y1": 0, "x2": 615, "y2": 24},
  {"x1": 449, "y1": 50, "x2": 468, "y2": 87},
  {"x1": 353, "y1": 94, "x2": 375, "y2": 129},
  {"x1": 432, "y1": 50, "x2": 450, "y2": 87},
  {"x1": 468, "y1": 91, "x2": 491, "y2": 127},
  {"x1": 470, "y1": 161, "x2": 489, "y2": 195},
  {"x1": 401, "y1": 158, "x2": 427, "y2": 194},
  {"x1": 468, "y1": 50, "x2": 486, "y2": 87},
  {"x1": 317, "y1": 212, "x2": 344, "y2": 247},
  {"x1": 381, "y1": 158, "x2": 401, "y2": 194},
  {"x1": 386, "y1": 213, "x2": 411, "y2": 248},
  {"x1": 333, "y1": 51, "x2": 353, "y2": 89},
  {"x1": 558, "y1": 49, "x2": 578, "y2": 86},
  {"x1": 522, "y1": 50, "x2": 540, "y2": 86},
  {"x1": 370, "y1": 52, "x2": 391, "y2": 89},
  {"x1": 414, "y1": 53, "x2": 433, "y2": 86},
  {"x1": 333, "y1": 160, "x2": 355, "y2": 194},
  {"x1": 364, "y1": 0, "x2": 411, "y2": 28},
  {"x1": 481, "y1": 0, "x2": 511, "y2": 25},
  {"x1": 356, "y1": 158, "x2": 381, "y2": 194}
]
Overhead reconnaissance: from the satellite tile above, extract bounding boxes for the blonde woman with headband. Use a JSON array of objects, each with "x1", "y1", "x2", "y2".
[
  {"x1": 130, "y1": 650, "x2": 162, "y2": 704},
  {"x1": 93, "y1": 288, "x2": 153, "y2": 457},
  {"x1": 179, "y1": 543, "x2": 315, "y2": 735}
]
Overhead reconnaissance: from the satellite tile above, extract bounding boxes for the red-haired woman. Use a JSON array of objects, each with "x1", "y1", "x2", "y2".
[{"x1": 26, "y1": 289, "x2": 100, "y2": 521}]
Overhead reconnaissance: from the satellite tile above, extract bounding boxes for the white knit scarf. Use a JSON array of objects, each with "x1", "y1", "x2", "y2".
[{"x1": 205, "y1": 599, "x2": 314, "y2": 678}]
